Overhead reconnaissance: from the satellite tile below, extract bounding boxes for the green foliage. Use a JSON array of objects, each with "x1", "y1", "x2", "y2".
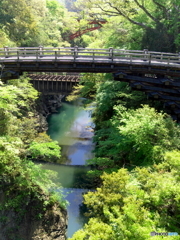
[
  {"x1": 76, "y1": 0, "x2": 180, "y2": 52},
  {"x1": 86, "y1": 77, "x2": 180, "y2": 180},
  {"x1": 0, "y1": 77, "x2": 38, "y2": 138},
  {"x1": 66, "y1": 73, "x2": 104, "y2": 103},
  {"x1": 0, "y1": 138, "x2": 60, "y2": 196},
  {"x1": 113, "y1": 105, "x2": 180, "y2": 165},
  {"x1": 91, "y1": 105, "x2": 180, "y2": 175},
  {"x1": 0, "y1": 0, "x2": 41, "y2": 46},
  {"x1": 28, "y1": 141, "x2": 61, "y2": 161},
  {"x1": 93, "y1": 80, "x2": 150, "y2": 129},
  {"x1": 46, "y1": 0, "x2": 64, "y2": 16},
  {"x1": 0, "y1": 76, "x2": 66, "y2": 223},
  {"x1": 0, "y1": 29, "x2": 15, "y2": 47},
  {"x1": 70, "y1": 156, "x2": 180, "y2": 239},
  {"x1": 0, "y1": 0, "x2": 77, "y2": 47},
  {"x1": 73, "y1": 75, "x2": 180, "y2": 239}
]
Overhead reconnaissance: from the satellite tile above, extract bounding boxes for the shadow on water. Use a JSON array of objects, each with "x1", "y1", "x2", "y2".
[{"x1": 40, "y1": 162, "x2": 92, "y2": 189}]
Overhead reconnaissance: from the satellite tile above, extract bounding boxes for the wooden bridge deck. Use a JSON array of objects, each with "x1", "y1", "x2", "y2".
[{"x1": 0, "y1": 47, "x2": 180, "y2": 77}]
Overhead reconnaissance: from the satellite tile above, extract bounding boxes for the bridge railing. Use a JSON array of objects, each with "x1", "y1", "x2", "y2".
[{"x1": 0, "y1": 47, "x2": 180, "y2": 66}]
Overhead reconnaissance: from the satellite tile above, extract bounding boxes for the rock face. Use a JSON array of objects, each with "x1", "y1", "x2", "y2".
[
  {"x1": 0, "y1": 190, "x2": 68, "y2": 240},
  {"x1": 37, "y1": 94, "x2": 65, "y2": 118},
  {"x1": 35, "y1": 94, "x2": 65, "y2": 132}
]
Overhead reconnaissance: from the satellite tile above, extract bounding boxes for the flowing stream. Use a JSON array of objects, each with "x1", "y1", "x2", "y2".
[{"x1": 41, "y1": 99, "x2": 95, "y2": 238}]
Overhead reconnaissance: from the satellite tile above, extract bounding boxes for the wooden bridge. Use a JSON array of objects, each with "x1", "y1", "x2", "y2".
[
  {"x1": 1, "y1": 47, "x2": 180, "y2": 76},
  {"x1": 69, "y1": 19, "x2": 107, "y2": 40},
  {"x1": 1, "y1": 46, "x2": 180, "y2": 120},
  {"x1": 28, "y1": 73, "x2": 80, "y2": 94}
]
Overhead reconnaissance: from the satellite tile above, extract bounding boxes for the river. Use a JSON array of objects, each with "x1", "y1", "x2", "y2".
[{"x1": 41, "y1": 98, "x2": 95, "y2": 238}]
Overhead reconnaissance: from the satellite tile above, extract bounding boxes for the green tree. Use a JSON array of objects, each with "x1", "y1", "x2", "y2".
[
  {"x1": 0, "y1": 76, "x2": 66, "y2": 239},
  {"x1": 0, "y1": 0, "x2": 41, "y2": 46},
  {"x1": 0, "y1": 30, "x2": 15, "y2": 47},
  {"x1": 93, "y1": 80, "x2": 148, "y2": 128},
  {"x1": 66, "y1": 73, "x2": 104, "y2": 102},
  {"x1": 70, "y1": 154, "x2": 180, "y2": 239},
  {"x1": 91, "y1": 105, "x2": 180, "y2": 172},
  {"x1": 112, "y1": 105, "x2": 180, "y2": 165},
  {"x1": 76, "y1": 0, "x2": 180, "y2": 52},
  {"x1": 0, "y1": 77, "x2": 61, "y2": 161},
  {"x1": 28, "y1": 141, "x2": 61, "y2": 161}
]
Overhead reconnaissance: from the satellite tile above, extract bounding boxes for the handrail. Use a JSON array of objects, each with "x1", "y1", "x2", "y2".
[{"x1": 0, "y1": 47, "x2": 180, "y2": 66}]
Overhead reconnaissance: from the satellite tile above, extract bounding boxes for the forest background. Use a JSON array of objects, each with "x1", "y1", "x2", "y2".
[{"x1": 1, "y1": 0, "x2": 180, "y2": 239}]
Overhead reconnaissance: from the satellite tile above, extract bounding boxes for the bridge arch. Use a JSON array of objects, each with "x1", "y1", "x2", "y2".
[{"x1": 1, "y1": 46, "x2": 180, "y2": 120}]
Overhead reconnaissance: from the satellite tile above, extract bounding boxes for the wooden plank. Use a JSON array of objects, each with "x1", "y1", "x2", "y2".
[
  {"x1": 130, "y1": 82, "x2": 180, "y2": 95},
  {"x1": 114, "y1": 74, "x2": 180, "y2": 88}
]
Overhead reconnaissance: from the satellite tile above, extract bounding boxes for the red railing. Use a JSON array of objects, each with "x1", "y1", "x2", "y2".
[{"x1": 69, "y1": 20, "x2": 107, "y2": 40}]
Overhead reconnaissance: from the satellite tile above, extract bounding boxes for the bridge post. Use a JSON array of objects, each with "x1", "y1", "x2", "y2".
[
  {"x1": 0, "y1": 64, "x2": 5, "y2": 79},
  {"x1": 36, "y1": 51, "x2": 39, "y2": 60},
  {"x1": 4, "y1": 46, "x2": 9, "y2": 58},
  {"x1": 74, "y1": 46, "x2": 78, "y2": 60},
  {"x1": 144, "y1": 49, "x2": 148, "y2": 60},
  {"x1": 55, "y1": 76, "x2": 58, "y2": 92},
  {"x1": 17, "y1": 50, "x2": 19, "y2": 60},
  {"x1": 23, "y1": 47, "x2": 26, "y2": 57},
  {"x1": 39, "y1": 46, "x2": 44, "y2": 58},
  {"x1": 144, "y1": 49, "x2": 148, "y2": 54},
  {"x1": 60, "y1": 78, "x2": 62, "y2": 91},
  {"x1": 149, "y1": 54, "x2": 151, "y2": 65},
  {"x1": 42, "y1": 78, "x2": 44, "y2": 91},
  {"x1": 109, "y1": 47, "x2": 113, "y2": 61},
  {"x1": 55, "y1": 51, "x2": 57, "y2": 61}
]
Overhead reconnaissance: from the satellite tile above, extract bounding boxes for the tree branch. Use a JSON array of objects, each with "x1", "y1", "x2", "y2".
[
  {"x1": 106, "y1": 1, "x2": 152, "y2": 30},
  {"x1": 152, "y1": 0, "x2": 168, "y2": 19},
  {"x1": 134, "y1": 0, "x2": 159, "y2": 22},
  {"x1": 87, "y1": 0, "x2": 153, "y2": 30}
]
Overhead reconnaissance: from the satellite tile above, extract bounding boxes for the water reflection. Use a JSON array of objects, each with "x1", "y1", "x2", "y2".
[{"x1": 47, "y1": 99, "x2": 95, "y2": 165}]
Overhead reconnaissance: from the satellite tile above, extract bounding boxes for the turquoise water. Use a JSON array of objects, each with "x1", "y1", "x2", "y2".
[
  {"x1": 43, "y1": 99, "x2": 95, "y2": 238},
  {"x1": 47, "y1": 99, "x2": 95, "y2": 165}
]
